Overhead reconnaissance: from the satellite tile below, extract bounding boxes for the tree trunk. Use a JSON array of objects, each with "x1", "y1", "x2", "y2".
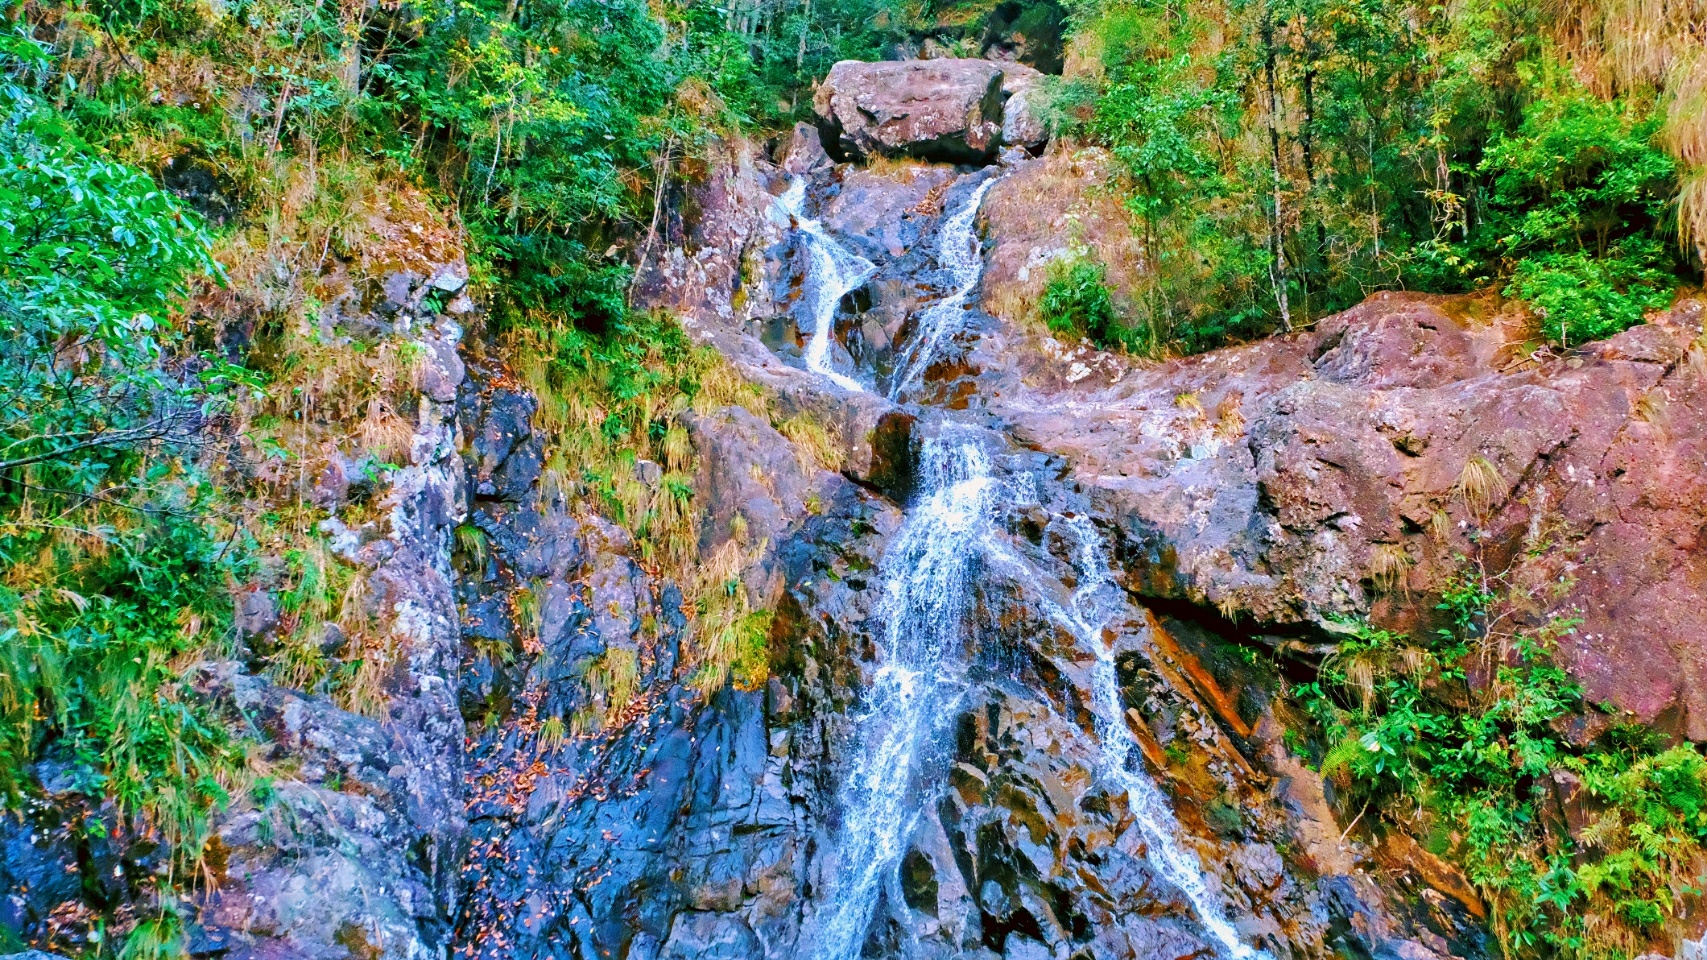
[{"x1": 1262, "y1": 4, "x2": 1293, "y2": 331}]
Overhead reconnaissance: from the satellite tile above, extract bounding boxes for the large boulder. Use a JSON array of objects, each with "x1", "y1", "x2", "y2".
[
  {"x1": 813, "y1": 59, "x2": 1005, "y2": 163},
  {"x1": 963, "y1": 290, "x2": 1707, "y2": 741},
  {"x1": 998, "y1": 62, "x2": 1049, "y2": 153}
]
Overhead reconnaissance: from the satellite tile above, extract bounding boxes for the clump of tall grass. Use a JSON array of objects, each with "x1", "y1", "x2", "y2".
[
  {"x1": 0, "y1": 473, "x2": 254, "y2": 879},
  {"x1": 498, "y1": 310, "x2": 808, "y2": 698}
]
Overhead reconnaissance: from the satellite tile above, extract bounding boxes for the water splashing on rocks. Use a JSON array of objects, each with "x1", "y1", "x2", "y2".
[
  {"x1": 1049, "y1": 515, "x2": 1273, "y2": 960},
  {"x1": 889, "y1": 177, "x2": 997, "y2": 400},
  {"x1": 808, "y1": 432, "x2": 997, "y2": 960},
  {"x1": 774, "y1": 178, "x2": 874, "y2": 393}
]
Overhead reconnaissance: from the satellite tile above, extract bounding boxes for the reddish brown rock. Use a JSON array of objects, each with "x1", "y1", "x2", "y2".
[
  {"x1": 970, "y1": 292, "x2": 1707, "y2": 739},
  {"x1": 813, "y1": 59, "x2": 1005, "y2": 163},
  {"x1": 979, "y1": 148, "x2": 1146, "y2": 325},
  {"x1": 998, "y1": 62, "x2": 1049, "y2": 152}
]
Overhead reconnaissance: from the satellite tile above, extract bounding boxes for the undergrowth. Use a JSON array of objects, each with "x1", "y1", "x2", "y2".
[
  {"x1": 0, "y1": 32, "x2": 254, "y2": 933},
  {"x1": 501, "y1": 311, "x2": 784, "y2": 695},
  {"x1": 1295, "y1": 522, "x2": 1707, "y2": 957},
  {"x1": 1053, "y1": 0, "x2": 1697, "y2": 354},
  {"x1": 1039, "y1": 256, "x2": 1134, "y2": 351}
]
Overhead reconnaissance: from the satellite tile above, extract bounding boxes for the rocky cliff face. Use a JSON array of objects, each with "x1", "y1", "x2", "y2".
[
  {"x1": 9, "y1": 54, "x2": 1702, "y2": 960},
  {"x1": 958, "y1": 274, "x2": 1707, "y2": 741},
  {"x1": 621, "y1": 119, "x2": 1491, "y2": 959},
  {"x1": 622, "y1": 64, "x2": 1707, "y2": 958},
  {"x1": 1, "y1": 262, "x2": 473, "y2": 958}
]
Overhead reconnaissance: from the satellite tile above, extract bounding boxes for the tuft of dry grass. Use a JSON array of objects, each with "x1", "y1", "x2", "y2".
[
  {"x1": 1213, "y1": 393, "x2": 1246, "y2": 439},
  {"x1": 575, "y1": 647, "x2": 640, "y2": 733},
  {"x1": 777, "y1": 414, "x2": 844, "y2": 474},
  {"x1": 862, "y1": 153, "x2": 935, "y2": 181},
  {"x1": 1456, "y1": 455, "x2": 1505, "y2": 521},
  {"x1": 1430, "y1": 508, "x2": 1455, "y2": 542},
  {"x1": 688, "y1": 538, "x2": 774, "y2": 693},
  {"x1": 1174, "y1": 391, "x2": 1205, "y2": 416},
  {"x1": 1368, "y1": 542, "x2": 1413, "y2": 596}
]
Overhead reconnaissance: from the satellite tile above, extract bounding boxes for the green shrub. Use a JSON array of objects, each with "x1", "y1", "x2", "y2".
[
  {"x1": 1505, "y1": 245, "x2": 1677, "y2": 347},
  {"x1": 1040, "y1": 258, "x2": 1127, "y2": 349},
  {"x1": 1297, "y1": 562, "x2": 1707, "y2": 958},
  {"x1": 0, "y1": 33, "x2": 247, "y2": 868}
]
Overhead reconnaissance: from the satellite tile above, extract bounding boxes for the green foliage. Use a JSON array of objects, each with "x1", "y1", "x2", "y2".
[
  {"x1": 120, "y1": 906, "x2": 188, "y2": 960},
  {"x1": 1298, "y1": 567, "x2": 1707, "y2": 958},
  {"x1": 1039, "y1": 257, "x2": 1128, "y2": 348},
  {"x1": 0, "y1": 483, "x2": 248, "y2": 861},
  {"x1": 1505, "y1": 246, "x2": 1678, "y2": 347},
  {"x1": 1480, "y1": 81, "x2": 1677, "y2": 261},
  {"x1": 1058, "y1": 0, "x2": 1692, "y2": 354},
  {"x1": 45, "y1": 0, "x2": 933, "y2": 324},
  {"x1": 0, "y1": 33, "x2": 232, "y2": 482},
  {"x1": 373, "y1": 0, "x2": 676, "y2": 322},
  {"x1": 1476, "y1": 77, "x2": 1682, "y2": 346},
  {"x1": 0, "y1": 31, "x2": 247, "y2": 868}
]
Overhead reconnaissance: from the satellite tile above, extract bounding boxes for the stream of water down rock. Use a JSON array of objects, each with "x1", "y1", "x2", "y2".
[
  {"x1": 787, "y1": 173, "x2": 1267, "y2": 960},
  {"x1": 450, "y1": 160, "x2": 1476, "y2": 960}
]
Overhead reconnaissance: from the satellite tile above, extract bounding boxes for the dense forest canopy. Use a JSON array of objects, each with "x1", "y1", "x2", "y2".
[
  {"x1": 1042, "y1": 0, "x2": 1705, "y2": 351},
  {"x1": 1, "y1": 0, "x2": 1705, "y2": 954}
]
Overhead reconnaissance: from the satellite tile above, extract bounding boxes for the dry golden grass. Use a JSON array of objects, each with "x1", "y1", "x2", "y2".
[
  {"x1": 862, "y1": 154, "x2": 936, "y2": 181},
  {"x1": 777, "y1": 414, "x2": 845, "y2": 473},
  {"x1": 1430, "y1": 508, "x2": 1455, "y2": 542},
  {"x1": 687, "y1": 538, "x2": 773, "y2": 693},
  {"x1": 1173, "y1": 390, "x2": 1205, "y2": 416},
  {"x1": 1368, "y1": 542, "x2": 1413, "y2": 596},
  {"x1": 1456, "y1": 455, "x2": 1505, "y2": 520},
  {"x1": 575, "y1": 647, "x2": 641, "y2": 733},
  {"x1": 1213, "y1": 393, "x2": 1246, "y2": 439},
  {"x1": 1678, "y1": 165, "x2": 1707, "y2": 266}
]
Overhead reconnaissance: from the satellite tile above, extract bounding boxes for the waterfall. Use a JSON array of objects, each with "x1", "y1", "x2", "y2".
[
  {"x1": 809, "y1": 433, "x2": 997, "y2": 960},
  {"x1": 776, "y1": 167, "x2": 1265, "y2": 960},
  {"x1": 1046, "y1": 516, "x2": 1271, "y2": 960},
  {"x1": 774, "y1": 179, "x2": 874, "y2": 393},
  {"x1": 888, "y1": 177, "x2": 997, "y2": 400}
]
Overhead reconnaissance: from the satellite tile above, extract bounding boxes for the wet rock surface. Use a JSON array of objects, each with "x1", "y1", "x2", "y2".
[
  {"x1": 24, "y1": 55, "x2": 1699, "y2": 960},
  {"x1": 192, "y1": 312, "x2": 471, "y2": 959},
  {"x1": 192, "y1": 666, "x2": 463, "y2": 960},
  {"x1": 609, "y1": 115, "x2": 1490, "y2": 960},
  {"x1": 449, "y1": 352, "x2": 898, "y2": 957}
]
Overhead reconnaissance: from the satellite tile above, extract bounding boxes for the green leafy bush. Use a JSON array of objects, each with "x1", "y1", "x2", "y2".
[
  {"x1": 0, "y1": 33, "x2": 246, "y2": 868},
  {"x1": 1505, "y1": 245, "x2": 1677, "y2": 347},
  {"x1": 1040, "y1": 258, "x2": 1124, "y2": 347},
  {"x1": 1477, "y1": 81, "x2": 1682, "y2": 345},
  {"x1": 1298, "y1": 563, "x2": 1707, "y2": 958},
  {"x1": 0, "y1": 36, "x2": 229, "y2": 482}
]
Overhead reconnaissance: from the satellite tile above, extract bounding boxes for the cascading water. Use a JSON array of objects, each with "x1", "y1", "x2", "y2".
[
  {"x1": 1011, "y1": 515, "x2": 1272, "y2": 960},
  {"x1": 808, "y1": 433, "x2": 997, "y2": 960},
  {"x1": 774, "y1": 179, "x2": 874, "y2": 393},
  {"x1": 783, "y1": 163, "x2": 1266, "y2": 960},
  {"x1": 888, "y1": 177, "x2": 998, "y2": 400}
]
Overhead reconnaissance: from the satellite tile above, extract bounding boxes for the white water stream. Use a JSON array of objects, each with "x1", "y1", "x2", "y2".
[
  {"x1": 774, "y1": 179, "x2": 874, "y2": 393},
  {"x1": 888, "y1": 177, "x2": 997, "y2": 400},
  {"x1": 809, "y1": 433, "x2": 997, "y2": 960},
  {"x1": 989, "y1": 515, "x2": 1272, "y2": 960},
  {"x1": 784, "y1": 166, "x2": 1264, "y2": 960}
]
